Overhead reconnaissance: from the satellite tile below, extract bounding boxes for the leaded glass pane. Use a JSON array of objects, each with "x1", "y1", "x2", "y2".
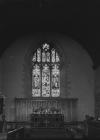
[
  {"x1": 42, "y1": 64, "x2": 50, "y2": 97},
  {"x1": 51, "y1": 89, "x2": 60, "y2": 97},
  {"x1": 32, "y1": 64, "x2": 41, "y2": 97},
  {"x1": 51, "y1": 49, "x2": 55, "y2": 63},
  {"x1": 56, "y1": 52, "x2": 60, "y2": 62},
  {"x1": 32, "y1": 53, "x2": 36, "y2": 62},
  {"x1": 51, "y1": 64, "x2": 60, "y2": 97},
  {"x1": 46, "y1": 52, "x2": 50, "y2": 62},
  {"x1": 42, "y1": 51, "x2": 46, "y2": 62},
  {"x1": 42, "y1": 43, "x2": 49, "y2": 51},
  {"x1": 37, "y1": 48, "x2": 41, "y2": 62}
]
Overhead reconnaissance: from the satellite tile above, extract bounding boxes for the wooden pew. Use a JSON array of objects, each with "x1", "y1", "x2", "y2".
[
  {"x1": 7, "y1": 127, "x2": 24, "y2": 140},
  {"x1": 87, "y1": 120, "x2": 100, "y2": 138}
]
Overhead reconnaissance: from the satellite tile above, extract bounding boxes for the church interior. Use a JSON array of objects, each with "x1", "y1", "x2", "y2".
[{"x1": 0, "y1": 0, "x2": 100, "y2": 139}]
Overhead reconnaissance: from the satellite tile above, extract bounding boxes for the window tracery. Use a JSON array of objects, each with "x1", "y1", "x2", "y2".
[{"x1": 32, "y1": 43, "x2": 60, "y2": 97}]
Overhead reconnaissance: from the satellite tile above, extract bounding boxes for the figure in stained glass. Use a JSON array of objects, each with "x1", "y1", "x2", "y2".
[{"x1": 42, "y1": 64, "x2": 50, "y2": 97}]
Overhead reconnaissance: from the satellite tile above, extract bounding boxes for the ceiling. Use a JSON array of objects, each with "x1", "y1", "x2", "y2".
[{"x1": 0, "y1": 0, "x2": 100, "y2": 69}]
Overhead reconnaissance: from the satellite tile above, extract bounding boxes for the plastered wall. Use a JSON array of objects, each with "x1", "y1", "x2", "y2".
[{"x1": 0, "y1": 33, "x2": 95, "y2": 121}]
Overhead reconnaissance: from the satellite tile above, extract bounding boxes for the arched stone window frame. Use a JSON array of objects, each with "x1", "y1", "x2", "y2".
[{"x1": 31, "y1": 42, "x2": 61, "y2": 97}]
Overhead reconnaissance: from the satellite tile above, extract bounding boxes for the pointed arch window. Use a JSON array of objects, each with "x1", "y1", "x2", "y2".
[{"x1": 32, "y1": 43, "x2": 60, "y2": 97}]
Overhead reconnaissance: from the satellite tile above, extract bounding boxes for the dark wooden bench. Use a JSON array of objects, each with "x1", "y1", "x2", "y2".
[{"x1": 87, "y1": 121, "x2": 100, "y2": 138}]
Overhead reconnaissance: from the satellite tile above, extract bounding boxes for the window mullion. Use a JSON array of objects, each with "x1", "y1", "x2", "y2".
[{"x1": 41, "y1": 48, "x2": 42, "y2": 97}]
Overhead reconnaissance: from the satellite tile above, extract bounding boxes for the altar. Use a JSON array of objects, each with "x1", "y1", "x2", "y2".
[{"x1": 31, "y1": 114, "x2": 64, "y2": 128}]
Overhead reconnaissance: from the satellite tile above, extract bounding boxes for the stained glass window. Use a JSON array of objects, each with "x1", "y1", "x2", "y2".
[{"x1": 32, "y1": 43, "x2": 60, "y2": 97}]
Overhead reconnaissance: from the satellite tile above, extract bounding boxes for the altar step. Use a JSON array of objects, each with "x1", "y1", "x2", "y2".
[{"x1": 24, "y1": 128, "x2": 67, "y2": 139}]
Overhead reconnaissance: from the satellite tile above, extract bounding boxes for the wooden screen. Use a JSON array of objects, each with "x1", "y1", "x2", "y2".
[{"x1": 15, "y1": 98, "x2": 78, "y2": 122}]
